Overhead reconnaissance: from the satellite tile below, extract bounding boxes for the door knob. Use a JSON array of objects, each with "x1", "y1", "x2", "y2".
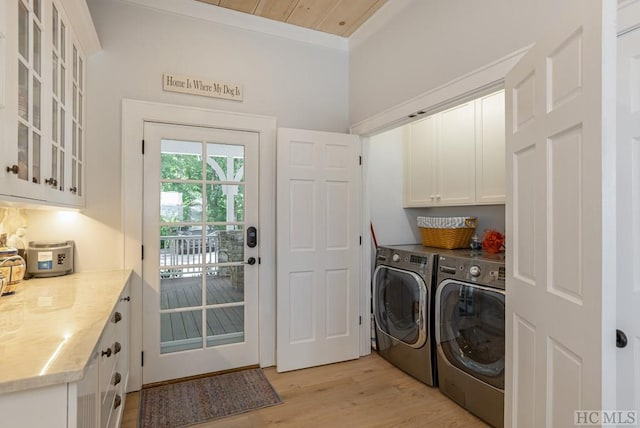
[
  {"x1": 617, "y1": 329, "x2": 628, "y2": 348},
  {"x1": 246, "y1": 257, "x2": 256, "y2": 265}
]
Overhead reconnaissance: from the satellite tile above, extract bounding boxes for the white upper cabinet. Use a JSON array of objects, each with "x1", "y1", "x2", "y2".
[
  {"x1": 403, "y1": 90, "x2": 506, "y2": 207},
  {"x1": 0, "y1": 0, "x2": 97, "y2": 208},
  {"x1": 475, "y1": 90, "x2": 506, "y2": 204}
]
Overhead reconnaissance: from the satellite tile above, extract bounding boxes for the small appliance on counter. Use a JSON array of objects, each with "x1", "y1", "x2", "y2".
[
  {"x1": 0, "y1": 233, "x2": 26, "y2": 295},
  {"x1": 26, "y1": 240, "x2": 74, "y2": 278}
]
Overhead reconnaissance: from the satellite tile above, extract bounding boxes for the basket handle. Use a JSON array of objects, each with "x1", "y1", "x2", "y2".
[{"x1": 465, "y1": 218, "x2": 478, "y2": 228}]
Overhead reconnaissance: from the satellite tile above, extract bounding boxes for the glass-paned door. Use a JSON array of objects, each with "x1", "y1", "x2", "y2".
[{"x1": 142, "y1": 122, "x2": 259, "y2": 384}]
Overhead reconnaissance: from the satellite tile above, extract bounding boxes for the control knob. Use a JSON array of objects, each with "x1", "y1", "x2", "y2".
[
  {"x1": 392, "y1": 253, "x2": 401, "y2": 262},
  {"x1": 469, "y1": 265, "x2": 481, "y2": 277}
]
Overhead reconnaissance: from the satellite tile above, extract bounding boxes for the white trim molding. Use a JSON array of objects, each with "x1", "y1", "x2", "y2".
[
  {"x1": 119, "y1": 0, "x2": 348, "y2": 51},
  {"x1": 349, "y1": 45, "x2": 533, "y2": 137},
  {"x1": 122, "y1": 99, "x2": 277, "y2": 391},
  {"x1": 60, "y1": 0, "x2": 101, "y2": 54}
]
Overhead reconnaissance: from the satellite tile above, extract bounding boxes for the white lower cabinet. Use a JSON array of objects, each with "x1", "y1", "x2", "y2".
[{"x1": 0, "y1": 283, "x2": 130, "y2": 428}]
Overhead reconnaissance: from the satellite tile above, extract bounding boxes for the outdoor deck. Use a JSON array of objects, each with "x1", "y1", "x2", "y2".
[{"x1": 159, "y1": 273, "x2": 245, "y2": 353}]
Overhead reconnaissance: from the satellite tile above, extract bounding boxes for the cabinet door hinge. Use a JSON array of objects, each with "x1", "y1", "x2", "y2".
[
  {"x1": 141, "y1": 245, "x2": 144, "y2": 260},
  {"x1": 359, "y1": 155, "x2": 362, "y2": 165},
  {"x1": 359, "y1": 316, "x2": 362, "y2": 325},
  {"x1": 359, "y1": 236, "x2": 362, "y2": 245},
  {"x1": 142, "y1": 139, "x2": 145, "y2": 155},
  {"x1": 141, "y1": 351, "x2": 144, "y2": 367}
]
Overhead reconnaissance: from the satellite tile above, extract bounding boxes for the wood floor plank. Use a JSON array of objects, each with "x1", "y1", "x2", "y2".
[{"x1": 122, "y1": 353, "x2": 489, "y2": 427}]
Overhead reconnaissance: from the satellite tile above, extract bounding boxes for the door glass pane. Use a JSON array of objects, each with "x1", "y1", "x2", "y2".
[
  {"x1": 60, "y1": 66, "x2": 65, "y2": 104},
  {"x1": 51, "y1": 146, "x2": 57, "y2": 182},
  {"x1": 73, "y1": 46, "x2": 77, "y2": 80},
  {"x1": 52, "y1": 53, "x2": 58, "y2": 96},
  {"x1": 78, "y1": 129, "x2": 83, "y2": 159},
  {"x1": 78, "y1": 93, "x2": 83, "y2": 123},
  {"x1": 72, "y1": 158, "x2": 76, "y2": 187},
  {"x1": 160, "y1": 310, "x2": 202, "y2": 354},
  {"x1": 33, "y1": 77, "x2": 40, "y2": 129},
  {"x1": 59, "y1": 151, "x2": 65, "y2": 191},
  {"x1": 160, "y1": 268, "x2": 203, "y2": 309},
  {"x1": 18, "y1": 123, "x2": 28, "y2": 181},
  {"x1": 33, "y1": 0, "x2": 40, "y2": 20},
  {"x1": 52, "y1": 100, "x2": 58, "y2": 142},
  {"x1": 33, "y1": 132, "x2": 40, "y2": 183},
  {"x1": 60, "y1": 108, "x2": 65, "y2": 147},
  {"x1": 18, "y1": 62, "x2": 28, "y2": 120},
  {"x1": 73, "y1": 84, "x2": 77, "y2": 119},
  {"x1": 72, "y1": 125, "x2": 76, "y2": 156},
  {"x1": 206, "y1": 307, "x2": 244, "y2": 347},
  {"x1": 60, "y1": 22, "x2": 66, "y2": 61},
  {"x1": 206, "y1": 143, "x2": 244, "y2": 182},
  {"x1": 52, "y1": 6, "x2": 58, "y2": 50},
  {"x1": 158, "y1": 135, "x2": 249, "y2": 355},
  {"x1": 78, "y1": 163, "x2": 82, "y2": 195},
  {"x1": 206, "y1": 184, "x2": 244, "y2": 222},
  {"x1": 439, "y1": 282, "x2": 505, "y2": 389},
  {"x1": 161, "y1": 140, "x2": 203, "y2": 180},
  {"x1": 79, "y1": 57, "x2": 84, "y2": 90},
  {"x1": 160, "y1": 183, "x2": 203, "y2": 222},
  {"x1": 18, "y1": 1, "x2": 28, "y2": 59},
  {"x1": 33, "y1": 24, "x2": 41, "y2": 74},
  {"x1": 206, "y1": 266, "x2": 244, "y2": 305}
]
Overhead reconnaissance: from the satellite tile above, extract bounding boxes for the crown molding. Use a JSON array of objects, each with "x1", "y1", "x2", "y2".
[{"x1": 119, "y1": 0, "x2": 349, "y2": 51}]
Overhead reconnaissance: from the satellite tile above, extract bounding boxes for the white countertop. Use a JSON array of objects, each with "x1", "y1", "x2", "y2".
[{"x1": 0, "y1": 270, "x2": 131, "y2": 395}]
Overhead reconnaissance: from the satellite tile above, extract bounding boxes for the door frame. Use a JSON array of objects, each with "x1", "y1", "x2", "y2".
[{"x1": 122, "y1": 99, "x2": 276, "y2": 391}]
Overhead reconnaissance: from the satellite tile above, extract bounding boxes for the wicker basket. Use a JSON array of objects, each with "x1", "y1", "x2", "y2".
[{"x1": 417, "y1": 217, "x2": 478, "y2": 249}]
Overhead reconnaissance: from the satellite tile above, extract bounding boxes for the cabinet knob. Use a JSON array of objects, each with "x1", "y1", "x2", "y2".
[
  {"x1": 430, "y1": 194, "x2": 435, "y2": 200},
  {"x1": 120, "y1": 296, "x2": 130, "y2": 302},
  {"x1": 101, "y1": 348, "x2": 112, "y2": 358},
  {"x1": 113, "y1": 341, "x2": 122, "y2": 355},
  {"x1": 112, "y1": 372, "x2": 122, "y2": 386},
  {"x1": 113, "y1": 394, "x2": 122, "y2": 410},
  {"x1": 45, "y1": 177, "x2": 58, "y2": 187},
  {"x1": 113, "y1": 311, "x2": 122, "y2": 323},
  {"x1": 436, "y1": 194, "x2": 441, "y2": 200},
  {"x1": 69, "y1": 186, "x2": 77, "y2": 194},
  {"x1": 5, "y1": 165, "x2": 19, "y2": 175}
]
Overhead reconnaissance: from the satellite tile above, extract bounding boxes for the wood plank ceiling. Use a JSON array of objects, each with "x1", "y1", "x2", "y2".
[{"x1": 196, "y1": 0, "x2": 387, "y2": 37}]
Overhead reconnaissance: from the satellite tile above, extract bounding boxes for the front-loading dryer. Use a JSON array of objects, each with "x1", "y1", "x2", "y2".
[
  {"x1": 435, "y1": 251, "x2": 506, "y2": 427},
  {"x1": 373, "y1": 245, "x2": 438, "y2": 386}
]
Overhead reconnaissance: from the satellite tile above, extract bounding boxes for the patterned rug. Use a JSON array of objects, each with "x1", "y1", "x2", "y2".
[{"x1": 139, "y1": 368, "x2": 283, "y2": 427}]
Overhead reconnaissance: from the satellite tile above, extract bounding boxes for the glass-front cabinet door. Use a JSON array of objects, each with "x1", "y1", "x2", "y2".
[{"x1": 1, "y1": 0, "x2": 88, "y2": 207}]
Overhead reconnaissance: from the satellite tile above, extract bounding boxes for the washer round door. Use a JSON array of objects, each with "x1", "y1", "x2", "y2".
[
  {"x1": 373, "y1": 265, "x2": 428, "y2": 349},
  {"x1": 436, "y1": 280, "x2": 505, "y2": 389}
]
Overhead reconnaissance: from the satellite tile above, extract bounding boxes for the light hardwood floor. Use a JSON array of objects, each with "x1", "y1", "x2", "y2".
[{"x1": 121, "y1": 352, "x2": 489, "y2": 427}]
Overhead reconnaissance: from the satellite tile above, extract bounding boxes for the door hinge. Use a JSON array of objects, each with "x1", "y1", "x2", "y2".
[
  {"x1": 359, "y1": 316, "x2": 362, "y2": 325},
  {"x1": 258, "y1": 257, "x2": 261, "y2": 264},
  {"x1": 359, "y1": 236, "x2": 362, "y2": 245},
  {"x1": 142, "y1": 139, "x2": 145, "y2": 155},
  {"x1": 141, "y1": 351, "x2": 144, "y2": 367},
  {"x1": 141, "y1": 245, "x2": 144, "y2": 260},
  {"x1": 359, "y1": 155, "x2": 362, "y2": 165}
]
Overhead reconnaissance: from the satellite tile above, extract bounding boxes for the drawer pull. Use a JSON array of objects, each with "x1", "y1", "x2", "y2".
[
  {"x1": 101, "y1": 348, "x2": 112, "y2": 358},
  {"x1": 113, "y1": 341, "x2": 122, "y2": 355},
  {"x1": 112, "y1": 372, "x2": 122, "y2": 386},
  {"x1": 113, "y1": 312, "x2": 122, "y2": 323},
  {"x1": 120, "y1": 296, "x2": 130, "y2": 302},
  {"x1": 114, "y1": 394, "x2": 122, "y2": 410}
]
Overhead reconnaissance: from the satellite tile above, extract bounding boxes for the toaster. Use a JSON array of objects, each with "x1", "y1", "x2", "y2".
[{"x1": 26, "y1": 241, "x2": 74, "y2": 278}]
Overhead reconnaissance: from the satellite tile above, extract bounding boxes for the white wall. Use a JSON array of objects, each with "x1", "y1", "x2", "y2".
[
  {"x1": 369, "y1": 127, "x2": 505, "y2": 247},
  {"x1": 29, "y1": 0, "x2": 350, "y2": 272},
  {"x1": 349, "y1": 0, "x2": 573, "y2": 125}
]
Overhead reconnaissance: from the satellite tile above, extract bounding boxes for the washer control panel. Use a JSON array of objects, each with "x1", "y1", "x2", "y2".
[{"x1": 437, "y1": 254, "x2": 505, "y2": 289}]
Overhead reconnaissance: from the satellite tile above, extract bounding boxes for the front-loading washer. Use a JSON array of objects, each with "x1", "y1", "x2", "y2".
[
  {"x1": 373, "y1": 245, "x2": 438, "y2": 386},
  {"x1": 435, "y1": 251, "x2": 506, "y2": 427}
]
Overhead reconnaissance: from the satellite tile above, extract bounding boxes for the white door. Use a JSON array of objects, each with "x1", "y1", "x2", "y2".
[
  {"x1": 276, "y1": 128, "x2": 361, "y2": 372},
  {"x1": 616, "y1": 3, "x2": 640, "y2": 419},
  {"x1": 505, "y1": 1, "x2": 617, "y2": 426},
  {"x1": 142, "y1": 121, "x2": 259, "y2": 384}
]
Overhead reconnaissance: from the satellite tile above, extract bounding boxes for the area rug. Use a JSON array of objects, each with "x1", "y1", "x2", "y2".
[{"x1": 139, "y1": 368, "x2": 283, "y2": 427}]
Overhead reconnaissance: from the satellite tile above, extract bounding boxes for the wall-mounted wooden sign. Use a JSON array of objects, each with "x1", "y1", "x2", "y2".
[{"x1": 163, "y1": 73, "x2": 243, "y2": 101}]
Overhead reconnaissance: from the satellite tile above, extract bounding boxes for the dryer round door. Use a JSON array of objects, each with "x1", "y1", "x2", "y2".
[
  {"x1": 436, "y1": 280, "x2": 505, "y2": 389},
  {"x1": 373, "y1": 265, "x2": 428, "y2": 349}
]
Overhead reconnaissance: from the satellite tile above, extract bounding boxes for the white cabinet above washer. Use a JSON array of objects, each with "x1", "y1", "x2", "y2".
[{"x1": 403, "y1": 90, "x2": 505, "y2": 208}]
